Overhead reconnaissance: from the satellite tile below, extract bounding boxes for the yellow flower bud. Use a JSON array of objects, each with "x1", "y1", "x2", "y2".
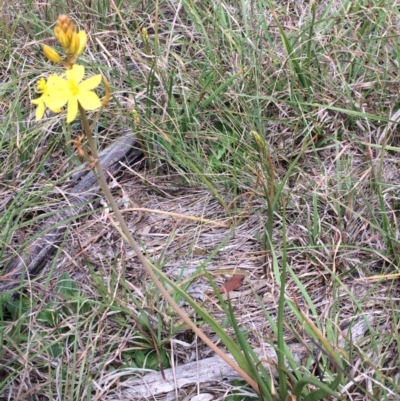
[
  {"x1": 141, "y1": 27, "x2": 149, "y2": 42},
  {"x1": 57, "y1": 14, "x2": 70, "y2": 26},
  {"x1": 251, "y1": 130, "x2": 266, "y2": 151},
  {"x1": 132, "y1": 109, "x2": 140, "y2": 129},
  {"x1": 60, "y1": 21, "x2": 69, "y2": 33},
  {"x1": 66, "y1": 26, "x2": 74, "y2": 43},
  {"x1": 54, "y1": 26, "x2": 70, "y2": 49},
  {"x1": 69, "y1": 32, "x2": 80, "y2": 55},
  {"x1": 141, "y1": 27, "x2": 151, "y2": 55},
  {"x1": 54, "y1": 25, "x2": 61, "y2": 37},
  {"x1": 57, "y1": 15, "x2": 75, "y2": 34},
  {"x1": 76, "y1": 31, "x2": 87, "y2": 56},
  {"x1": 42, "y1": 44, "x2": 62, "y2": 63}
]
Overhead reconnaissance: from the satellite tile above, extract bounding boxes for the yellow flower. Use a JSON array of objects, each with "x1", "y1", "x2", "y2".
[
  {"x1": 59, "y1": 64, "x2": 102, "y2": 123},
  {"x1": 31, "y1": 75, "x2": 68, "y2": 120},
  {"x1": 32, "y1": 65, "x2": 102, "y2": 122}
]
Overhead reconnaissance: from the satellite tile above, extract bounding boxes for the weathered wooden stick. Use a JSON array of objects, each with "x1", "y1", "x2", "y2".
[{"x1": 115, "y1": 313, "x2": 374, "y2": 399}]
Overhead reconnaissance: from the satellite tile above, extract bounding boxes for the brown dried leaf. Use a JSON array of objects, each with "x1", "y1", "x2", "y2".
[{"x1": 219, "y1": 274, "x2": 245, "y2": 294}]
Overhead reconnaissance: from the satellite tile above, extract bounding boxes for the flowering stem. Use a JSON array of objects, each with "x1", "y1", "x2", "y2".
[{"x1": 77, "y1": 103, "x2": 258, "y2": 392}]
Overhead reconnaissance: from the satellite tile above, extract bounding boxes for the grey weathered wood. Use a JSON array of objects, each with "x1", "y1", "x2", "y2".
[{"x1": 1, "y1": 135, "x2": 141, "y2": 293}]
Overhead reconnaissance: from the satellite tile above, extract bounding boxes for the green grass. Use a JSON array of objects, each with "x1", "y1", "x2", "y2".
[{"x1": 1, "y1": 0, "x2": 400, "y2": 399}]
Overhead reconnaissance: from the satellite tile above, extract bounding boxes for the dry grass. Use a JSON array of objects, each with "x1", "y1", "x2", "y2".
[{"x1": 1, "y1": 0, "x2": 400, "y2": 400}]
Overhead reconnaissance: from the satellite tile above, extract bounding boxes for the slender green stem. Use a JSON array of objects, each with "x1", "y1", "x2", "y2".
[
  {"x1": 77, "y1": 103, "x2": 259, "y2": 393},
  {"x1": 277, "y1": 202, "x2": 288, "y2": 398}
]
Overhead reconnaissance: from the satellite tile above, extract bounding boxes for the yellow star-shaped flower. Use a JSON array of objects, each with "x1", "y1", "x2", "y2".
[
  {"x1": 62, "y1": 64, "x2": 102, "y2": 123},
  {"x1": 31, "y1": 65, "x2": 102, "y2": 123},
  {"x1": 31, "y1": 75, "x2": 68, "y2": 120}
]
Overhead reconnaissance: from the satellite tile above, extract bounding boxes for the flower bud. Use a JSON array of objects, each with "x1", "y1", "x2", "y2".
[
  {"x1": 251, "y1": 130, "x2": 266, "y2": 151},
  {"x1": 76, "y1": 31, "x2": 87, "y2": 56},
  {"x1": 66, "y1": 26, "x2": 74, "y2": 43},
  {"x1": 57, "y1": 14, "x2": 70, "y2": 26},
  {"x1": 132, "y1": 109, "x2": 140, "y2": 129},
  {"x1": 54, "y1": 26, "x2": 70, "y2": 49},
  {"x1": 57, "y1": 15, "x2": 75, "y2": 33},
  {"x1": 54, "y1": 26, "x2": 70, "y2": 48},
  {"x1": 42, "y1": 44, "x2": 62, "y2": 63},
  {"x1": 69, "y1": 32, "x2": 80, "y2": 55},
  {"x1": 141, "y1": 27, "x2": 149, "y2": 42}
]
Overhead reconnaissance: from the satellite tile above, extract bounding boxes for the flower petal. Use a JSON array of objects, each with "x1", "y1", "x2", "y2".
[
  {"x1": 67, "y1": 97, "x2": 78, "y2": 123},
  {"x1": 46, "y1": 98, "x2": 65, "y2": 113},
  {"x1": 78, "y1": 74, "x2": 102, "y2": 91},
  {"x1": 31, "y1": 97, "x2": 42, "y2": 105},
  {"x1": 77, "y1": 91, "x2": 102, "y2": 111},
  {"x1": 47, "y1": 74, "x2": 68, "y2": 89},
  {"x1": 36, "y1": 78, "x2": 46, "y2": 93},
  {"x1": 45, "y1": 91, "x2": 69, "y2": 110},
  {"x1": 34, "y1": 99, "x2": 45, "y2": 120},
  {"x1": 66, "y1": 64, "x2": 85, "y2": 84}
]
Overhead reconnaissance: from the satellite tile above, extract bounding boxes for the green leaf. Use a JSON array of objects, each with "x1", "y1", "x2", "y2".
[
  {"x1": 133, "y1": 349, "x2": 170, "y2": 370},
  {"x1": 121, "y1": 361, "x2": 138, "y2": 369},
  {"x1": 55, "y1": 273, "x2": 79, "y2": 297},
  {"x1": 65, "y1": 299, "x2": 91, "y2": 315},
  {"x1": 133, "y1": 349, "x2": 147, "y2": 367},
  {"x1": 159, "y1": 348, "x2": 170, "y2": 368},
  {"x1": 5, "y1": 296, "x2": 31, "y2": 320},
  {"x1": 37, "y1": 301, "x2": 60, "y2": 326},
  {"x1": 48, "y1": 343, "x2": 63, "y2": 358}
]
